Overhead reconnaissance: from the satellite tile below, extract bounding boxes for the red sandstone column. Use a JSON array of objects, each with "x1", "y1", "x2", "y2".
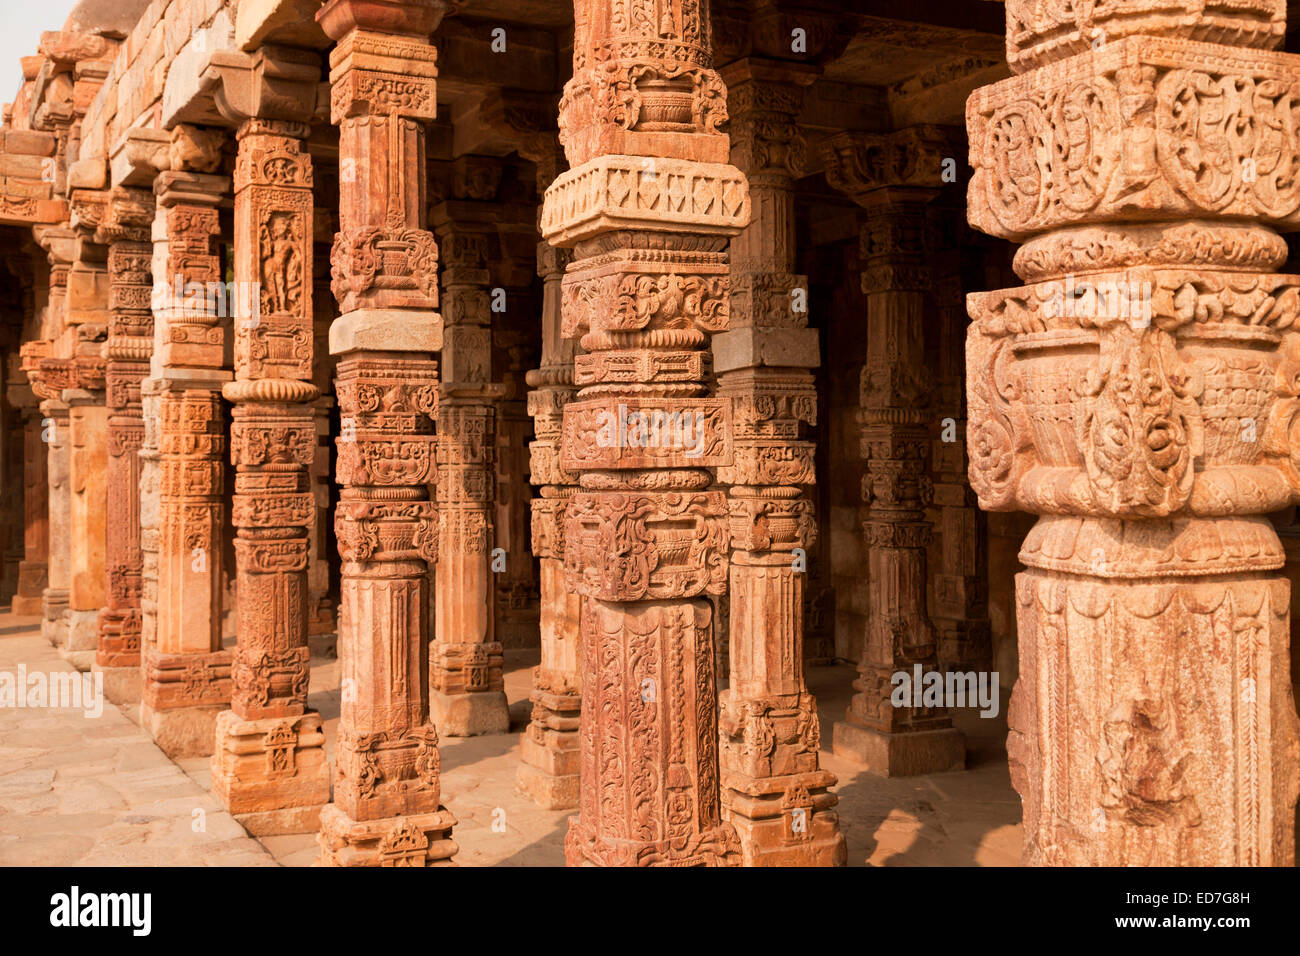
[
  {"x1": 428, "y1": 207, "x2": 508, "y2": 736},
  {"x1": 714, "y1": 59, "x2": 844, "y2": 865},
  {"x1": 95, "y1": 188, "x2": 155, "y2": 703},
  {"x1": 315, "y1": 0, "x2": 456, "y2": 867},
  {"x1": 543, "y1": 0, "x2": 749, "y2": 866},
  {"x1": 30, "y1": 228, "x2": 75, "y2": 648},
  {"x1": 824, "y1": 128, "x2": 966, "y2": 776},
  {"x1": 211, "y1": 116, "x2": 330, "y2": 833},
  {"x1": 518, "y1": 235, "x2": 583, "y2": 808},
  {"x1": 200, "y1": 47, "x2": 332, "y2": 834},
  {"x1": 64, "y1": 379, "x2": 107, "y2": 672},
  {"x1": 13, "y1": 398, "x2": 47, "y2": 616},
  {"x1": 142, "y1": 153, "x2": 235, "y2": 758},
  {"x1": 930, "y1": 220, "x2": 991, "y2": 674},
  {"x1": 63, "y1": 191, "x2": 111, "y2": 672},
  {"x1": 21, "y1": 341, "x2": 70, "y2": 644},
  {"x1": 966, "y1": 1, "x2": 1300, "y2": 863}
]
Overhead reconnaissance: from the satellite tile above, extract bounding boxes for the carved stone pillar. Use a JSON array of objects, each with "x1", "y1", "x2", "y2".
[
  {"x1": 13, "y1": 400, "x2": 47, "y2": 616},
  {"x1": 824, "y1": 128, "x2": 965, "y2": 776},
  {"x1": 63, "y1": 382, "x2": 107, "y2": 671},
  {"x1": 315, "y1": 0, "x2": 456, "y2": 867},
  {"x1": 428, "y1": 206, "x2": 508, "y2": 737},
  {"x1": 519, "y1": 229, "x2": 582, "y2": 808},
  {"x1": 139, "y1": 376, "x2": 162, "y2": 704},
  {"x1": 966, "y1": 1, "x2": 1300, "y2": 863},
  {"x1": 0, "y1": 364, "x2": 24, "y2": 605},
  {"x1": 29, "y1": 231, "x2": 75, "y2": 648},
  {"x1": 26, "y1": 352, "x2": 71, "y2": 648},
  {"x1": 542, "y1": 0, "x2": 749, "y2": 867},
  {"x1": 203, "y1": 110, "x2": 331, "y2": 834},
  {"x1": 714, "y1": 59, "x2": 844, "y2": 865},
  {"x1": 142, "y1": 164, "x2": 234, "y2": 758},
  {"x1": 63, "y1": 191, "x2": 111, "y2": 671},
  {"x1": 308, "y1": 396, "x2": 335, "y2": 641},
  {"x1": 95, "y1": 189, "x2": 155, "y2": 703}
]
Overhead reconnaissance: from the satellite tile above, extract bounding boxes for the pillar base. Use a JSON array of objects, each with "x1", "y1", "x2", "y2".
[
  {"x1": 308, "y1": 602, "x2": 336, "y2": 638},
  {"x1": 307, "y1": 631, "x2": 337, "y2": 659},
  {"x1": 140, "y1": 700, "x2": 226, "y2": 758},
  {"x1": 516, "y1": 733, "x2": 579, "y2": 809},
  {"x1": 41, "y1": 590, "x2": 68, "y2": 647},
  {"x1": 317, "y1": 803, "x2": 458, "y2": 867},
  {"x1": 722, "y1": 769, "x2": 846, "y2": 867},
  {"x1": 14, "y1": 562, "x2": 47, "y2": 616},
  {"x1": 92, "y1": 662, "x2": 140, "y2": 706},
  {"x1": 211, "y1": 710, "x2": 330, "y2": 832},
  {"x1": 60, "y1": 609, "x2": 100, "y2": 671},
  {"x1": 12, "y1": 594, "x2": 43, "y2": 616},
  {"x1": 566, "y1": 816, "x2": 742, "y2": 867},
  {"x1": 430, "y1": 689, "x2": 510, "y2": 737},
  {"x1": 235, "y1": 804, "x2": 326, "y2": 837},
  {"x1": 832, "y1": 720, "x2": 965, "y2": 777}
]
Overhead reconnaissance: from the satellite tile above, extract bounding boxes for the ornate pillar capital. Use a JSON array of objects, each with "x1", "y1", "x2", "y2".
[
  {"x1": 721, "y1": 57, "x2": 817, "y2": 189},
  {"x1": 822, "y1": 126, "x2": 950, "y2": 207},
  {"x1": 1003, "y1": 0, "x2": 1286, "y2": 74},
  {"x1": 558, "y1": 0, "x2": 733, "y2": 167}
]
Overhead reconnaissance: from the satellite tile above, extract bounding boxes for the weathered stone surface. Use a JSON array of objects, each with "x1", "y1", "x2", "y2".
[
  {"x1": 541, "y1": 0, "x2": 749, "y2": 868},
  {"x1": 964, "y1": 2, "x2": 1300, "y2": 865},
  {"x1": 825, "y1": 129, "x2": 967, "y2": 778},
  {"x1": 145, "y1": 165, "x2": 232, "y2": 759},
  {"x1": 714, "y1": 56, "x2": 843, "y2": 866},
  {"x1": 314, "y1": 0, "x2": 455, "y2": 866}
]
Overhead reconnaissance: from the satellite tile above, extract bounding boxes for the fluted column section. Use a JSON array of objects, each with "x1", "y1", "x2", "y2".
[
  {"x1": 714, "y1": 59, "x2": 844, "y2": 865},
  {"x1": 315, "y1": 0, "x2": 456, "y2": 867},
  {"x1": 966, "y1": 1, "x2": 1300, "y2": 864},
  {"x1": 542, "y1": 0, "x2": 749, "y2": 867}
]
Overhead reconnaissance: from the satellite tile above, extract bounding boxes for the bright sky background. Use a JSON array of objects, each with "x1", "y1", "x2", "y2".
[{"x1": 0, "y1": 0, "x2": 83, "y2": 124}]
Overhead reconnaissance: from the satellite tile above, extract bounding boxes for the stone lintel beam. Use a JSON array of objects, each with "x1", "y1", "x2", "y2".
[
  {"x1": 110, "y1": 128, "x2": 172, "y2": 189},
  {"x1": 200, "y1": 45, "x2": 322, "y2": 126},
  {"x1": 461, "y1": 88, "x2": 558, "y2": 162},
  {"x1": 712, "y1": 1, "x2": 857, "y2": 66}
]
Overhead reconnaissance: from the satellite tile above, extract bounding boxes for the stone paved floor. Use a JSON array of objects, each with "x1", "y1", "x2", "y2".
[
  {"x1": 0, "y1": 607, "x2": 1021, "y2": 866},
  {"x1": 0, "y1": 610, "x2": 276, "y2": 866}
]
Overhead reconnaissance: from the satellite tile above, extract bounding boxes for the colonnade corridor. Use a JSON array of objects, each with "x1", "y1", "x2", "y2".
[{"x1": 0, "y1": 0, "x2": 1296, "y2": 897}]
